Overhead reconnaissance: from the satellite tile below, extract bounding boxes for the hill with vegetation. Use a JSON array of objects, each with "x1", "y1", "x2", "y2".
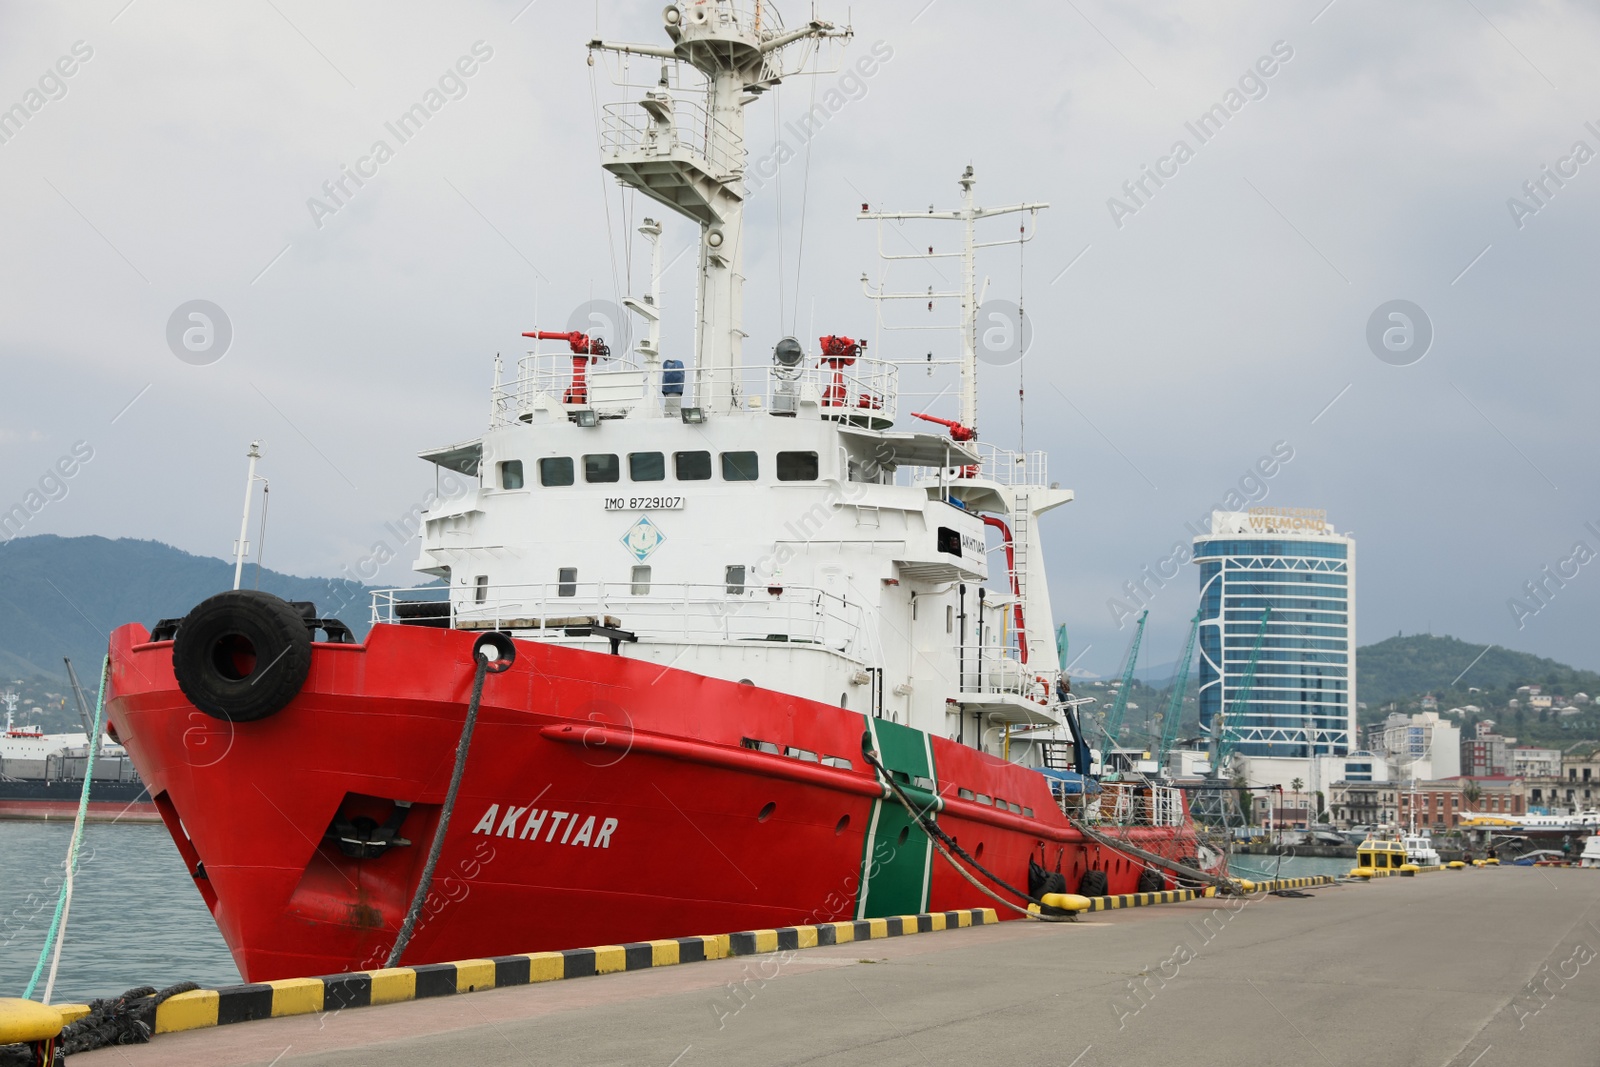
[
  {"x1": 1357, "y1": 634, "x2": 1600, "y2": 707},
  {"x1": 1356, "y1": 634, "x2": 1600, "y2": 747},
  {"x1": 0, "y1": 534, "x2": 373, "y2": 683}
]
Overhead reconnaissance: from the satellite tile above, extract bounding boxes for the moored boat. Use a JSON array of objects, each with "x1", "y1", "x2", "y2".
[{"x1": 106, "y1": 0, "x2": 1226, "y2": 983}]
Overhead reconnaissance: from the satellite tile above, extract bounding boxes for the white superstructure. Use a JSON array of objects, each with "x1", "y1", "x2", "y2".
[{"x1": 378, "y1": 2, "x2": 1078, "y2": 759}]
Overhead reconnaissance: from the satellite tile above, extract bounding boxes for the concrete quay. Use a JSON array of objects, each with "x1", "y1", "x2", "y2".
[{"x1": 80, "y1": 869, "x2": 1600, "y2": 1067}]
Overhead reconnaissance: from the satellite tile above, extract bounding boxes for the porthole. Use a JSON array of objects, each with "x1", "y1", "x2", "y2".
[
  {"x1": 757, "y1": 802, "x2": 776, "y2": 822},
  {"x1": 975, "y1": 842, "x2": 985, "y2": 861},
  {"x1": 896, "y1": 825, "x2": 910, "y2": 847},
  {"x1": 835, "y1": 814, "x2": 850, "y2": 835}
]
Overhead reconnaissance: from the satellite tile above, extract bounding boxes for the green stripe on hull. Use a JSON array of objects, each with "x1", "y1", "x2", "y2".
[{"x1": 857, "y1": 718, "x2": 937, "y2": 918}]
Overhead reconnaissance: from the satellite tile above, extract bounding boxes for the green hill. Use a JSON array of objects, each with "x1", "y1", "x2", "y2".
[
  {"x1": 1356, "y1": 634, "x2": 1600, "y2": 708},
  {"x1": 0, "y1": 534, "x2": 374, "y2": 680}
]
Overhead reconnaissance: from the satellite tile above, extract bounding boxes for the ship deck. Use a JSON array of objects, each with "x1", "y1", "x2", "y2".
[{"x1": 76, "y1": 867, "x2": 1600, "y2": 1066}]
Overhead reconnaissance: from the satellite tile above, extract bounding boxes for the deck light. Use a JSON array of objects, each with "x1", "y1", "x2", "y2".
[
  {"x1": 575, "y1": 408, "x2": 598, "y2": 427},
  {"x1": 681, "y1": 407, "x2": 705, "y2": 424}
]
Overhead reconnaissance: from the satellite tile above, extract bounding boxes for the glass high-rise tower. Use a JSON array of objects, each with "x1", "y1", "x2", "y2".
[{"x1": 1193, "y1": 509, "x2": 1355, "y2": 758}]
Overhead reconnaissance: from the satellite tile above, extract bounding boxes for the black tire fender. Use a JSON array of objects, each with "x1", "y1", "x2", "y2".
[
  {"x1": 1137, "y1": 867, "x2": 1167, "y2": 894},
  {"x1": 1078, "y1": 868, "x2": 1109, "y2": 897},
  {"x1": 172, "y1": 590, "x2": 313, "y2": 722}
]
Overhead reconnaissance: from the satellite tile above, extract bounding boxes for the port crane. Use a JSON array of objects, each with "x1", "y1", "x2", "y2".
[
  {"x1": 1155, "y1": 609, "x2": 1203, "y2": 770},
  {"x1": 1099, "y1": 610, "x2": 1148, "y2": 774},
  {"x1": 1212, "y1": 607, "x2": 1272, "y2": 775}
]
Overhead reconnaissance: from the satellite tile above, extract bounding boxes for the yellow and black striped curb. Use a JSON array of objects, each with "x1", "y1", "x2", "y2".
[
  {"x1": 1399, "y1": 864, "x2": 1451, "y2": 876},
  {"x1": 1029, "y1": 875, "x2": 1339, "y2": 916},
  {"x1": 140, "y1": 909, "x2": 998, "y2": 1036},
  {"x1": 1032, "y1": 887, "x2": 1214, "y2": 914},
  {"x1": 1235, "y1": 875, "x2": 1338, "y2": 892}
]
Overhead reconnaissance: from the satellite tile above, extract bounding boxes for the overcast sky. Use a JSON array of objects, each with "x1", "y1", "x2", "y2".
[{"x1": 2, "y1": 0, "x2": 1597, "y2": 680}]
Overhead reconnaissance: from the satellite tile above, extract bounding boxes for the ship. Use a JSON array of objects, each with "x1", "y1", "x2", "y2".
[
  {"x1": 0, "y1": 675, "x2": 155, "y2": 823},
  {"x1": 106, "y1": 0, "x2": 1228, "y2": 984}
]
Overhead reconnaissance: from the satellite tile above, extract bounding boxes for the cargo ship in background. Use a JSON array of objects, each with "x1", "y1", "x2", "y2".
[
  {"x1": 106, "y1": 0, "x2": 1228, "y2": 983},
  {"x1": 1, "y1": 684, "x2": 155, "y2": 823}
]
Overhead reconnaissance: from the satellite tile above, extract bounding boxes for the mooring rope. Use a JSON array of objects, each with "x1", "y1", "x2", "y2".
[
  {"x1": 23, "y1": 654, "x2": 110, "y2": 1002},
  {"x1": 1068, "y1": 815, "x2": 1242, "y2": 895},
  {"x1": 859, "y1": 742, "x2": 1064, "y2": 921},
  {"x1": 386, "y1": 652, "x2": 491, "y2": 967}
]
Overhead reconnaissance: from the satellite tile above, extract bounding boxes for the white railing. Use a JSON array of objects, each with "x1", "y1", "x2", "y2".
[
  {"x1": 601, "y1": 96, "x2": 743, "y2": 179},
  {"x1": 372, "y1": 581, "x2": 868, "y2": 658},
  {"x1": 491, "y1": 352, "x2": 658, "y2": 425},
  {"x1": 767, "y1": 358, "x2": 897, "y2": 425},
  {"x1": 977, "y1": 442, "x2": 1047, "y2": 487},
  {"x1": 958, "y1": 644, "x2": 1051, "y2": 704},
  {"x1": 906, "y1": 443, "x2": 1048, "y2": 489},
  {"x1": 490, "y1": 348, "x2": 906, "y2": 426}
]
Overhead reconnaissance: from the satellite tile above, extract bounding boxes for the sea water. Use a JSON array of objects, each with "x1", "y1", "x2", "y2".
[{"x1": 0, "y1": 822, "x2": 240, "y2": 1003}]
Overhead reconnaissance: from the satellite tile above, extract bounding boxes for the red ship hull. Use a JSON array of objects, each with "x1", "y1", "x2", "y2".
[{"x1": 108, "y1": 622, "x2": 1220, "y2": 983}]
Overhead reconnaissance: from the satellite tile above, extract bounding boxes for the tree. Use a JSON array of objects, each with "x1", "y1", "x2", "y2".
[
  {"x1": 1461, "y1": 779, "x2": 1483, "y2": 812},
  {"x1": 1291, "y1": 777, "x2": 1305, "y2": 793}
]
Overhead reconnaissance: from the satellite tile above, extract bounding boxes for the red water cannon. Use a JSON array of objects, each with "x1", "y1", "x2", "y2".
[
  {"x1": 524, "y1": 330, "x2": 610, "y2": 405},
  {"x1": 818, "y1": 334, "x2": 864, "y2": 361},
  {"x1": 910, "y1": 410, "x2": 976, "y2": 442},
  {"x1": 819, "y1": 334, "x2": 865, "y2": 407},
  {"x1": 523, "y1": 330, "x2": 610, "y2": 357}
]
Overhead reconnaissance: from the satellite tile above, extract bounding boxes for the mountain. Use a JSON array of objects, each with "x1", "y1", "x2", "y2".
[
  {"x1": 0, "y1": 535, "x2": 375, "y2": 680},
  {"x1": 1356, "y1": 634, "x2": 1600, "y2": 708}
]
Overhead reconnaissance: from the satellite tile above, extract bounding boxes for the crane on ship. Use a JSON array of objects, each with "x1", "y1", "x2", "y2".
[{"x1": 1155, "y1": 609, "x2": 1203, "y2": 772}]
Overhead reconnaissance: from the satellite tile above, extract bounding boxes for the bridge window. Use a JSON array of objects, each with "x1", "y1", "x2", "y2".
[
  {"x1": 631, "y1": 565, "x2": 651, "y2": 595},
  {"x1": 558, "y1": 567, "x2": 577, "y2": 597},
  {"x1": 777, "y1": 451, "x2": 818, "y2": 481},
  {"x1": 722, "y1": 451, "x2": 759, "y2": 481},
  {"x1": 584, "y1": 454, "x2": 620, "y2": 483},
  {"x1": 725, "y1": 565, "x2": 746, "y2": 595},
  {"x1": 675, "y1": 451, "x2": 712, "y2": 480},
  {"x1": 474, "y1": 575, "x2": 488, "y2": 603},
  {"x1": 539, "y1": 457, "x2": 574, "y2": 486},
  {"x1": 499, "y1": 460, "x2": 524, "y2": 490},
  {"x1": 629, "y1": 452, "x2": 665, "y2": 481}
]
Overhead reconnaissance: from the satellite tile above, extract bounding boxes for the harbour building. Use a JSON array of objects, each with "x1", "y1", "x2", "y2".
[{"x1": 1193, "y1": 508, "x2": 1355, "y2": 760}]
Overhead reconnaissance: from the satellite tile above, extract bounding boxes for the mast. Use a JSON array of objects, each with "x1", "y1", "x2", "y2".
[
  {"x1": 859, "y1": 168, "x2": 1047, "y2": 434},
  {"x1": 590, "y1": 5, "x2": 852, "y2": 416},
  {"x1": 233, "y1": 441, "x2": 262, "y2": 591}
]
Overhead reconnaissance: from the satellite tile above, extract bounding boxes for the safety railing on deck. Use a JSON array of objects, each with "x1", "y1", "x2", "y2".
[
  {"x1": 600, "y1": 96, "x2": 743, "y2": 179},
  {"x1": 767, "y1": 358, "x2": 898, "y2": 425},
  {"x1": 373, "y1": 581, "x2": 868, "y2": 659},
  {"x1": 958, "y1": 643, "x2": 1052, "y2": 704},
  {"x1": 907, "y1": 442, "x2": 1048, "y2": 489}
]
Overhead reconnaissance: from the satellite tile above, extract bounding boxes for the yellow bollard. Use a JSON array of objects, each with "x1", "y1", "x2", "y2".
[{"x1": 0, "y1": 998, "x2": 66, "y2": 1065}]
